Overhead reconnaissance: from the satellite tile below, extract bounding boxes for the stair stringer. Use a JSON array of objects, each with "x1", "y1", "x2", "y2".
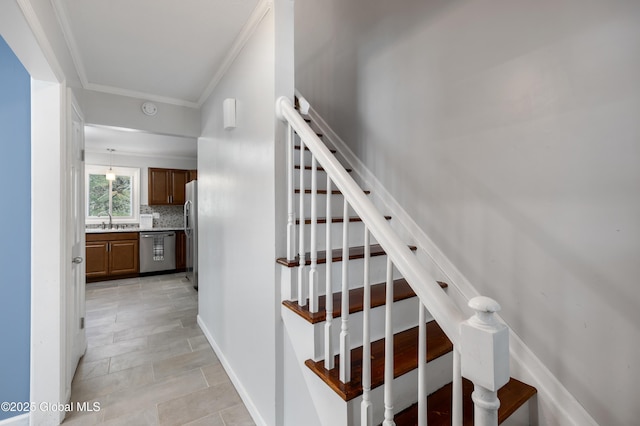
[
  {"x1": 302, "y1": 95, "x2": 598, "y2": 426},
  {"x1": 282, "y1": 306, "x2": 348, "y2": 426}
]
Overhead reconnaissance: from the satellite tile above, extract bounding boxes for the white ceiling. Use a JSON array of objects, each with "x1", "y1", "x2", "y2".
[
  {"x1": 53, "y1": 0, "x2": 261, "y2": 157},
  {"x1": 85, "y1": 125, "x2": 197, "y2": 159},
  {"x1": 54, "y1": 0, "x2": 261, "y2": 107}
]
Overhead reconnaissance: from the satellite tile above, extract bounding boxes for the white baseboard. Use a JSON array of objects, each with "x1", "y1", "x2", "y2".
[
  {"x1": 0, "y1": 413, "x2": 29, "y2": 426},
  {"x1": 302, "y1": 93, "x2": 598, "y2": 426},
  {"x1": 197, "y1": 315, "x2": 268, "y2": 426}
]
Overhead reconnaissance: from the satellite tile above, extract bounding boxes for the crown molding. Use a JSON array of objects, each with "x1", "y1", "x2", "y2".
[
  {"x1": 50, "y1": 0, "x2": 272, "y2": 109},
  {"x1": 85, "y1": 147, "x2": 196, "y2": 162},
  {"x1": 15, "y1": 0, "x2": 65, "y2": 82},
  {"x1": 51, "y1": 0, "x2": 200, "y2": 108},
  {"x1": 197, "y1": 0, "x2": 272, "y2": 107},
  {"x1": 85, "y1": 82, "x2": 201, "y2": 109},
  {"x1": 51, "y1": 0, "x2": 88, "y2": 87}
]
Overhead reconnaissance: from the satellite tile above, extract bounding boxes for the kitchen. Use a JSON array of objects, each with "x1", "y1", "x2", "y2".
[{"x1": 83, "y1": 125, "x2": 199, "y2": 287}]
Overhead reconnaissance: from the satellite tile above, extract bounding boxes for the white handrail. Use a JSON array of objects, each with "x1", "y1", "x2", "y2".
[
  {"x1": 276, "y1": 95, "x2": 509, "y2": 426},
  {"x1": 276, "y1": 96, "x2": 465, "y2": 344}
]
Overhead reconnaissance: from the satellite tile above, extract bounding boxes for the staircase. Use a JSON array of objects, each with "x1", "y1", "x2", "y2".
[{"x1": 276, "y1": 96, "x2": 537, "y2": 425}]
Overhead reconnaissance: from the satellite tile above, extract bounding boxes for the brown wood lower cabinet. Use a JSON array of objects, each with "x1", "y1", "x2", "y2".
[
  {"x1": 86, "y1": 232, "x2": 139, "y2": 282},
  {"x1": 176, "y1": 230, "x2": 186, "y2": 271}
]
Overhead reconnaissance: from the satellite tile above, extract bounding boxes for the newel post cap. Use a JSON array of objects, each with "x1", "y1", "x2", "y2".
[
  {"x1": 468, "y1": 296, "x2": 502, "y2": 327},
  {"x1": 469, "y1": 296, "x2": 501, "y2": 313}
]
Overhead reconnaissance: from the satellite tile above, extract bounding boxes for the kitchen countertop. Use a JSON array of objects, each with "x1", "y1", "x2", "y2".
[{"x1": 86, "y1": 227, "x2": 184, "y2": 234}]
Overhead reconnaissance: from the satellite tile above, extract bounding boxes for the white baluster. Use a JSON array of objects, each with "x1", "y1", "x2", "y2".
[
  {"x1": 309, "y1": 155, "x2": 319, "y2": 312},
  {"x1": 418, "y1": 302, "x2": 427, "y2": 426},
  {"x1": 324, "y1": 176, "x2": 334, "y2": 370},
  {"x1": 361, "y1": 228, "x2": 372, "y2": 426},
  {"x1": 286, "y1": 124, "x2": 295, "y2": 262},
  {"x1": 297, "y1": 139, "x2": 307, "y2": 306},
  {"x1": 461, "y1": 297, "x2": 510, "y2": 426},
  {"x1": 382, "y1": 257, "x2": 395, "y2": 426},
  {"x1": 452, "y1": 347, "x2": 462, "y2": 426},
  {"x1": 339, "y1": 198, "x2": 351, "y2": 383}
]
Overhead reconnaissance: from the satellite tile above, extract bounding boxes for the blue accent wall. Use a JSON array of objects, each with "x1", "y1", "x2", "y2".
[{"x1": 0, "y1": 36, "x2": 31, "y2": 421}]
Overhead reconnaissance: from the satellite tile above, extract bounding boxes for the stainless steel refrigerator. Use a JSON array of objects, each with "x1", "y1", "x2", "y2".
[{"x1": 184, "y1": 181, "x2": 198, "y2": 289}]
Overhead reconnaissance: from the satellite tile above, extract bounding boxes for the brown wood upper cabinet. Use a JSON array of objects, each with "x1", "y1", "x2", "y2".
[
  {"x1": 188, "y1": 169, "x2": 197, "y2": 182},
  {"x1": 148, "y1": 168, "x2": 189, "y2": 205}
]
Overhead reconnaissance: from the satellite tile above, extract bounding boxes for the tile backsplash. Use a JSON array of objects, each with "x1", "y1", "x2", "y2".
[
  {"x1": 140, "y1": 205, "x2": 184, "y2": 228},
  {"x1": 86, "y1": 205, "x2": 184, "y2": 229}
]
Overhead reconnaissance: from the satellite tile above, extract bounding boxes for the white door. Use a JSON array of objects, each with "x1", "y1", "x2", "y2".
[{"x1": 66, "y1": 92, "x2": 87, "y2": 394}]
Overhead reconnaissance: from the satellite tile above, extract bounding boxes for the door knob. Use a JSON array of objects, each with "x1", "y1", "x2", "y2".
[{"x1": 72, "y1": 257, "x2": 84, "y2": 264}]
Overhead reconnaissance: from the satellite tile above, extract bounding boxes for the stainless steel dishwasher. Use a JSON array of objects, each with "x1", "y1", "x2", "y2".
[{"x1": 139, "y1": 231, "x2": 176, "y2": 273}]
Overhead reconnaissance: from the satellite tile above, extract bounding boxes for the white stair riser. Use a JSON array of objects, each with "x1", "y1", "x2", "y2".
[
  {"x1": 347, "y1": 351, "x2": 454, "y2": 426},
  {"x1": 300, "y1": 255, "x2": 404, "y2": 297},
  {"x1": 295, "y1": 193, "x2": 359, "y2": 217},
  {"x1": 310, "y1": 297, "x2": 422, "y2": 361},
  {"x1": 294, "y1": 169, "x2": 330, "y2": 191},
  {"x1": 296, "y1": 221, "x2": 380, "y2": 252},
  {"x1": 293, "y1": 169, "x2": 365, "y2": 190},
  {"x1": 501, "y1": 400, "x2": 532, "y2": 426}
]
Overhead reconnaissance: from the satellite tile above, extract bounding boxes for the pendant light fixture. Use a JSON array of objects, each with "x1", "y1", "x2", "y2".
[{"x1": 106, "y1": 148, "x2": 116, "y2": 181}]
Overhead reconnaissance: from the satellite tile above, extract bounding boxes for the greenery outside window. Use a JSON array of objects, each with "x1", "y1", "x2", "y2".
[{"x1": 86, "y1": 165, "x2": 140, "y2": 224}]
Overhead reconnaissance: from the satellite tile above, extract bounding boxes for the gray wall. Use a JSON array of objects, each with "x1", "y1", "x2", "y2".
[{"x1": 296, "y1": 1, "x2": 640, "y2": 425}]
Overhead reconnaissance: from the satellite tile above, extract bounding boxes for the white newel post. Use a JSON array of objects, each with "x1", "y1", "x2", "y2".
[{"x1": 460, "y1": 297, "x2": 510, "y2": 426}]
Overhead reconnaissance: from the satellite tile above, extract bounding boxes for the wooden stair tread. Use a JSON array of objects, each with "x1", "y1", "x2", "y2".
[
  {"x1": 295, "y1": 216, "x2": 391, "y2": 225},
  {"x1": 392, "y1": 377, "x2": 537, "y2": 425},
  {"x1": 305, "y1": 322, "x2": 453, "y2": 401},
  {"x1": 283, "y1": 279, "x2": 448, "y2": 324},
  {"x1": 295, "y1": 165, "x2": 353, "y2": 173},
  {"x1": 276, "y1": 244, "x2": 417, "y2": 268},
  {"x1": 295, "y1": 189, "x2": 371, "y2": 195}
]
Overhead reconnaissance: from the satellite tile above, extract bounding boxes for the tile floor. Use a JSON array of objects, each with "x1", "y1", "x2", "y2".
[{"x1": 62, "y1": 273, "x2": 255, "y2": 426}]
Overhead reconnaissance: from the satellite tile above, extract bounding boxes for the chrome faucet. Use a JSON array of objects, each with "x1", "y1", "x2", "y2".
[{"x1": 98, "y1": 211, "x2": 113, "y2": 229}]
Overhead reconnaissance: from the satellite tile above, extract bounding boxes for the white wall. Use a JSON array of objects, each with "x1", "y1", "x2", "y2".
[
  {"x1": 197, "y1": 4, "x2": 283, "y2": 425},
  {"x1": 30, "y1": 80, "x2": 68, "y2": 426},
  {"x1": 85, "y1": 151, "x2": 196, "y2": 205},
  {"x1": 2, "y1": 2, "x2": 72, "y2": 424},
  {"x1": 296, "y1": 1, "x2": 640, "y2": 425},
  {"x1": 82, "y1": 90, "x2": 201, "y2": 138}
]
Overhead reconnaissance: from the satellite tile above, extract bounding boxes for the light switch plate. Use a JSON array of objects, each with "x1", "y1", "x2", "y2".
[{"x1": 152, "y1": 212, "x2": 160, "y2": 219}]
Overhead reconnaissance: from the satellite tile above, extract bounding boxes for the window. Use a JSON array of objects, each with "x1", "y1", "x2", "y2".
[{"x1": 86, "y1": 165, "x2": 140, "y2": 224}]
